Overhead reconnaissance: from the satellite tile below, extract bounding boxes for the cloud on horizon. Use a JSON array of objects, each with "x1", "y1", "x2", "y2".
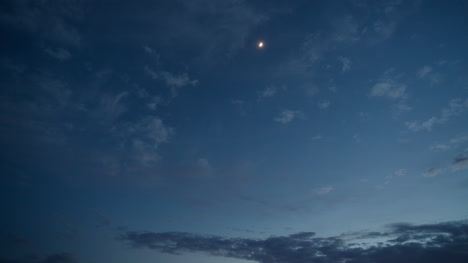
[{"x1": 121, "y1": 220, "x2": 468, "y2": 263}]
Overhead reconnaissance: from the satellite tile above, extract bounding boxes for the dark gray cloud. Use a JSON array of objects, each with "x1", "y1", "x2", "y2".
[
  {"x1": 0, "y1": 253, "x2": 77, "y2": 263},
  {"x1": 122, "y1": 220, "x2": 468, "y2": 263}
]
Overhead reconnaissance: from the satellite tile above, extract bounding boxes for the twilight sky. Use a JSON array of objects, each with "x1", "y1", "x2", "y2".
[{"x1": 1, "y1": 0, "x2": 468, "y2": 262}]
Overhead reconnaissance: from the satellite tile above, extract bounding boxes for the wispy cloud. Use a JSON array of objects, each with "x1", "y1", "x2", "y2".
[
  {"x1": 394, "y1": 168, "x2": 407, "y2": 177},
  {"x1": 417, "y1": 65, "x2": 432, "y2": 78},
  {"x1": 429, "y1": 144, "x2": 450, "y2": 151},
  {"x1": 370, "y1": 70, "x2": 411, "y2": 117},
  {"x1": 417, "y1": 65, "x2": 442, "y2": 85},
  {"x1": 144, "y1": 66, "x2": 198, "y2": 97},
  {"x1": 318, "y1": 101, "x2": 331, "y2": 110},
  {"x1": 370, "y1": 81, "x2": 407, "y2": 100},
  {"x1": 258, "y1": 85, "x2": 286, "y2": 99},
  {"x1": 274, "y1": 110, "x2": 302, "y2": 124},
  {"x1": 337, "y1": 56, "x2": 351, "y2": 72},
  {"x1": 44, "y1": 47, "x2": 71, "y2": 61},
  {"x1": 406, "y1": 98, "x2": 468, "y2": 132},
  {"x1": 312, "y1": 186, "x2": 333, "y2": 195}
]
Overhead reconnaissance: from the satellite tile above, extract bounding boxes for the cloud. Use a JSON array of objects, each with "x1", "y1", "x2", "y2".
[
  {"x1": 451, "y1": 156, "x2": 468, "y2": 171},
  {"x1": 121, "y1": 220, "x2": 468, "y2": 263},
  {"x1": 144, "y1": 66, "x2": 198, "y2": 98},
  {"x1": 406, "y1": 98, "x2": 468, "y2": 132},
  {"x1": 417, "y1": 66, "x2": 432, "y2": 79},
  {"x1": 312, "y1": 186, "x2": 333, "y2": 195},
  {"x1": 370, "y1": 69, "x2": 410, "y2": 117},
  {"x1": 274, "y1": 110, "x2": 301, "y2": 124},
  {"x1": 196, "y1": 158, "x2": 212, "y2": 176},
  {"x1": 417, "y1": 65, "x2": 442, "y2": 85},
  {"x1": 429, "y1": 144, "x2": 450, "y2": 151},
  {"x1": 423, "y1": 168, "x2": 443, "y2": 177},
  {"x1": 44, "y1": 47, "x2": 72, "y2": 61},
  {"x1": 258, "y1": 85, "x2": 286, "y2": 99},
  {"x1": 337, "y1": 56, "x2": 351, "y2": 72},
  {"x1": 450, "y1": 136, "x2": 468, "y2": 145},
  {"x1": 370, "y1": 82, "x2": 407, "y2": 100},
  {"x1": 0, "y1": 0, "x2": 83, "y2": 46},
  {"x1": 97, "y1": 92, "x2": 129, "y2": 122},
  {"x1": 0, "y1": 253, "x2": 77, "y2": 263},
  {"x1": 312, "y1": 135, "x2": 323, "y2": 141},
  {"x1": 394, "y1": 168, "x2": 407, "y2": 176},
  {"x1": 143, "y1": 45, "x2": 155, "y2": 54},
  {"x1": 318, "y1": 101, "x2": 331, "y2": 110},
  {"x1": 123, "y1": 117, "x2": 174, "y2": 165}
]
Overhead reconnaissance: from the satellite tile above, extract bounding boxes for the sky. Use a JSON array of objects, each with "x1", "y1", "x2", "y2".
[{"x1": 1, "y1": 0, "x2": 468, "y2": 262}]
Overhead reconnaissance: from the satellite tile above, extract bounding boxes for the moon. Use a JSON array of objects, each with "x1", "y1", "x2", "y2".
[{"x1": 258, "y1": 41, "x2": 264, "y2": 48}]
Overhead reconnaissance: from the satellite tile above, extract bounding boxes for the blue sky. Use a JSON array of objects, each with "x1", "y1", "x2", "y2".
[{"x1": 1, "y1": 0, "x2": 468, "y2": 262}]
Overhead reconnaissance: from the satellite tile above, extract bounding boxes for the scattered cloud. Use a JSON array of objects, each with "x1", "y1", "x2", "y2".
[
  {"x1": 122, "y1": 117, "x2": 173, "y2": 165},
  {"x1": 451, "y1": 156, "x2": 468, "y2": 171},
  {"x1": 318, "y1": 101, "x2": 331, "y2": 110},
  {"x1": 122, "y1": 220, "x2": 468, "y2": 263},
  {"x1": 423, "y1": 168, "x2": 443, "y2": 177},
  {"x1": 417, "y1": 65, "x2": 432, "y2": 79},
  {"x1": 370, "y1": 81, "x2": 407, "y2": 100},
  {"x1": 312, "y1": 135, "x2": 323, "y2": 141},
  {"x1": 406, "y1": 98, "x2": 468, "y2": 132},
  {"x1": 143, "y1": 45, "x2": 155, "y2": 54},
  {"x1": 394, "y1": 168, "x2": 407, "y2": 176},
  {"x1": 147, "y1": 96, "x2": 161, "y2": 110},
  {"x1": 337, "y1": 56, "x2": 351, "y2": 72},
  {"x1": 429, "y1": 143, "x2": 450, "y2": 151},
  {"x1": 450, "y1": 135, "x2": 468, "y2": 145},
  {"x1": 196, "y1": 158, "x2": 212, "y2": 176},
  {"x1": 417, "y1": 65, "x2": 443, "y2": 85},
  {"x1": 44, "y1": 47, "x2": 72, "y2": 61},
  {"x1": 144, "y1": 66, "x2": 198, "y2": 97},
  {"x1": 312, "y1": 186, "x2": 333, "y2": 195},
  {"x1": 274, "y1": 110, "x2": 302, "y2": 124},
  {"x1": 258, "y1": 85, "x2": 286, "y2": 99},
  {"x1": 0, "y1": 253, "x2": 78, "y2": 263},
  {"x1": 0, "y1": 0, "x2": 83, "y2": 46}
]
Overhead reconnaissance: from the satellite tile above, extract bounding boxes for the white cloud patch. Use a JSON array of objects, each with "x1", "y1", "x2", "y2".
[
  {"x1": 312, "y1": 135, "x2": 323, "y2": 141},
  {"x1": 417, "y1": 65, "x2": 442, "y2": 86},
  {"x1": 125, "y1": 117, "x2": 173, "y2": 165},
  {"x1": 429, "y1": 144, "x2": 450, "y2": 151},
  {"x1": 337, "y1": 56, "x2": 351, "y2": 72},
  {"x1": 258, "y1": 85, "x2": 285, "y2": 99},
  {"x1": 417, "y1": 66, "x2": 432, "y2": 79},
  {"x1": 144, "y1": 66, "x2": 198, "y2": 98},
  {"x1": 394, "y1": 169, "x2": 407, "y2": 177},
  {"x1": 312, "y1": 186, "x2": 333, "y2": 195},
  {"x1": 318, "y1": 101, "x2": 331, "y2": 110},
  {"x1": 196, "y1": 158, "x2": 212, "y2": 176},
  {"x1": 370, "y1": 71, "x2": 411, "y2": 117},
  {"x1": 370, "y1": 81, "x2": 407, "y2": 100},
  {"x1": 406, "y1": 98, "x2": 468, "y2": 132},
  {"x1": 274, "y1": 110, "x2": 302, "y2": 124},
  {"x1": 450, "y1": 135, "x2": 468, "y2": 145}
]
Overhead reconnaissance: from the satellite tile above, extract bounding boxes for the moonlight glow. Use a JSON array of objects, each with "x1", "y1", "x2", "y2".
[{"x1": 258, "y1": 41, "x2": 264, "y2": 48}]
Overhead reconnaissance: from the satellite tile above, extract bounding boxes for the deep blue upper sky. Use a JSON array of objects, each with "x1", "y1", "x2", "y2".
[{"x1": 1, "y1": 1, "x2": 468, "y2": 262}]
